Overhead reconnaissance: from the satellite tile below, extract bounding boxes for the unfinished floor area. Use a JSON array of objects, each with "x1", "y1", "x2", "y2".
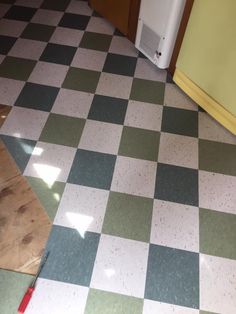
[{"x1": 0, "y1": 0, "x2": 236, "y2": 313}]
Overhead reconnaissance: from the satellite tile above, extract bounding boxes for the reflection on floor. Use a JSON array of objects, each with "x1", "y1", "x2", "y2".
[
  {"x1": 0, "y1": 138, "x2": 51, "y2": 275},
  {"x1": 0, "y1": 0, "x2": 236, "y2": 313}
]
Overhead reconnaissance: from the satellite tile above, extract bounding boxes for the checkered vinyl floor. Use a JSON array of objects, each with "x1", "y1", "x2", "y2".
[{"x1": 0, "y1": 1, "x2": 236, "y2": 313}]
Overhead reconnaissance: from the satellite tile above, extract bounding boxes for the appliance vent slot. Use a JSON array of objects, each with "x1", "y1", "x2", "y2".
[{"x1": 139, "y1": 23, "x2": 161, "y2": 60}]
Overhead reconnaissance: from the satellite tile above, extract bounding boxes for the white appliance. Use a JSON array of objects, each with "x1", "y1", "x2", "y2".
[{"x1": 135, "y1": 0, "x2": 186, "y2": 69}]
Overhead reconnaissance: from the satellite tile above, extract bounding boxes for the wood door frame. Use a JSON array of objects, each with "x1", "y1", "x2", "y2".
[
  {"x1": 127, "y1": 0, "x2": 141, "y2": 43},
  {"x1": 168, "y1": 0, "x2": 194, "y2": 75},
  {"x1": 88, "y1": 0, "x2": 141, "y2": 43}
]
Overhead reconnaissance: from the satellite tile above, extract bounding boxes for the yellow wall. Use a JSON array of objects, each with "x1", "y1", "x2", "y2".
[{"x1": 176, "y1": 0, "x2": 236, "y2": 116}]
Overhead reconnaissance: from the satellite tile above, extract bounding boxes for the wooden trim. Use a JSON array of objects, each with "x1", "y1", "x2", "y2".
[
  {"x1": 174, "y1": 68, "x2": 236, "y2": 135},
  {"x1": 127, "y1": 0, "x2": 141, "y2": 43},
  {"x1": 168, "y1": 0, "x2": 194, "y2": 75}
]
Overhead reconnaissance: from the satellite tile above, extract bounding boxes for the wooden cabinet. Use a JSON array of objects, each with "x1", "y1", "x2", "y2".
[{"x1": 89, "y1": 0, "x2": 141, "y2": 42}]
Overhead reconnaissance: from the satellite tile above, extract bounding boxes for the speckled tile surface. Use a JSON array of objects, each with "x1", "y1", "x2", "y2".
[
  {"x1": 0, "y1": 1, "x2": 236, "y2": 313},
  {"x1": 145, "y1": 244, "x2": 199, "y2": 308}
]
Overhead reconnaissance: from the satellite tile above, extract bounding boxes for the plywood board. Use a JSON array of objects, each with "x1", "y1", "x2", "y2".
[
  {"x1": 0, "y1": 140, "x2": 51, "y2": 275},
  {"x1": 0, "y1": 104, "x2": 12, "y2": 128}
]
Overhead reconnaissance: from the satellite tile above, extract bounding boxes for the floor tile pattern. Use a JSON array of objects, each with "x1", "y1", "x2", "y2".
[{"x1": 0, "y1": 1, "x2": 236, "y2": 313}]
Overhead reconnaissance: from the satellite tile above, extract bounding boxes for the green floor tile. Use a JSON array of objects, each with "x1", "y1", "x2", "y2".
[
  {"x1": 85, "y1": 289, "x2": 143, "y2": 314},
  {"x1": 199, "y1": 139, "x2": 236, "y2": 176},
  {"x1": 102, "y1": 192, "x2": 153, "y2": 242},
  {"x1": 26, "y1": 176, "x2": 65, "y2": 221},
  {"x1": 80, "y1": 32, "x2": 112, "y2": 52},
  {"x1": 0, "y1": 269, "x2": 33, "y2": 314},
  {"x1": 62, "y1": 67, "x2": 100, "y2": 93},
  {"x1": 118, "y1": 126, "x2": 160, "y2": 161},
  {"x1": 39, "y1": 113, "x2": 85, "y2": 147},
  {"x1": 130, "y1": 78, "x2": 165, "y2": 105},
  {"x1": 0, "y1": 56, "x2": 36, "y2": 81},
  {"x1": 200, "y1": 208, "x2": 236, "y2": 260}
]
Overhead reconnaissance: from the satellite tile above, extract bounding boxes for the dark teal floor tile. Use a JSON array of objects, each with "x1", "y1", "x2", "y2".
[
  {"x1": 21, "y1": 23, "x2": 55, "y2": 42},
  {"x1": 15, "y1": 82, "x2": 59, "y2": 112},
  {"x1": 40, "y1": 43, "x2": 76, "y2": 66},
  {"x1": 88, "y1": 94, "x2": 128, "y2": 125},
  {"x1": 40, "y1": 225, "x2": 100, "y2": 286},
  {"x1": 59, "y1": 13, "x2": 90, "y2": 30},
  {"x1": 41, "y1": 0, "x2": 71, "y2": 11},
  {"x1": 4, "y1": 5, "x2": 36, "y2": 21},
  {"x1": 0, "y1": 135, "x2": 36, "y2": 172},
  {"x1": 103, "y1": 53, "x2": 137, "y2": 77},
  {"x1": 0, "y1": 35, "x2": 17, "y2": 55},
  {"x1": 145, "y1": 244, "x2": 199, "y2": 309},
  {"x1": 161, "y1": 106, "x2": 198, "y2": 137},
  {"x1": 155, "y1": 163, "x2": 198, "y2": 206},
  {"x1": 68, "y1": 149, "x2": 116, "y2": 190}
]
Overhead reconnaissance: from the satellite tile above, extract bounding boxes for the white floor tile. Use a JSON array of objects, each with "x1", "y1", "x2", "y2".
[
  {"x1": 86, "y1": 16, "x2": 114, "y2": 35},
  {"x1": 199, "y1": 112, "x2": 236, "y2": 145},
  {"x1": 109, "y1": 36, "x2": 138, "y2": 57},
  {"x1": 124, "y1": 100, "x2": 162, "y2": 131},
  {"x1": 90, "y1": 234, "x2": 149, "y2": 298},
  {"x1": 71, "y1": 48, "x2": 107, "y2": 71},
  {"x1": 0, "y1": 19, "x2": 27, "y2": 37},
  {"x1": 200, "y1": 254, "x2": 236, "y2": 314},
  {"x1": 199, "y1": 170, "x2": 236, "y2": 214},
  {"x1": 31, "y1": 9, "x2": 63, "y2": 26},
  {"x1": 151, "y1": 200, "x2": 199, "y2": 252},
  {"x1": 0, "y1": 106, "x2": 48, "y2": 140},
  {"x1": 111, "y1": 156, "x2": 157, "y2": 198},
  {"x1": 79, "y1": 120, "x2": 123, "y2": 154},
  {"x1": 51, "y1": 89, "x2": 93, "y2": 118},
  {"x1": 28, "y1": 61, "x2": 69, "y2": 87},
  {"x1": 134, "y1": 58, "x2": 167, "y2": 82},
  {"x1": 0, "y1": 77, "x2": 24, "y2": 106},
  {"x1": 143, "y1": 299, "x2": 199, "y2": 314},
  {"x1": 26, "y1": 278, "x2": 88, "y2": 314},
  {"x1": 54, "y1": 183, "x2": 109, "y2": 234},
  {"x1": 164, "y1": 83, "x2": 198, "y2": 111},
  {"x1": 66, "y1": 0, "x2": 92, "y2": 16},
  {"x1": 96, "y1": 72, "x2": 133, "y2": 99},
  {"x1": 24, "y1": 141, "x2": 76, "y2": 182},
  {"x1": 50, "y1": 27, "x2": 84, "y2": 47},
  {"x1": 158, "y1": 132, "x2": 198, "y2": 169},
  {"x1": 8, "y1": 38, "x2": 46, "y2": 60}
]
